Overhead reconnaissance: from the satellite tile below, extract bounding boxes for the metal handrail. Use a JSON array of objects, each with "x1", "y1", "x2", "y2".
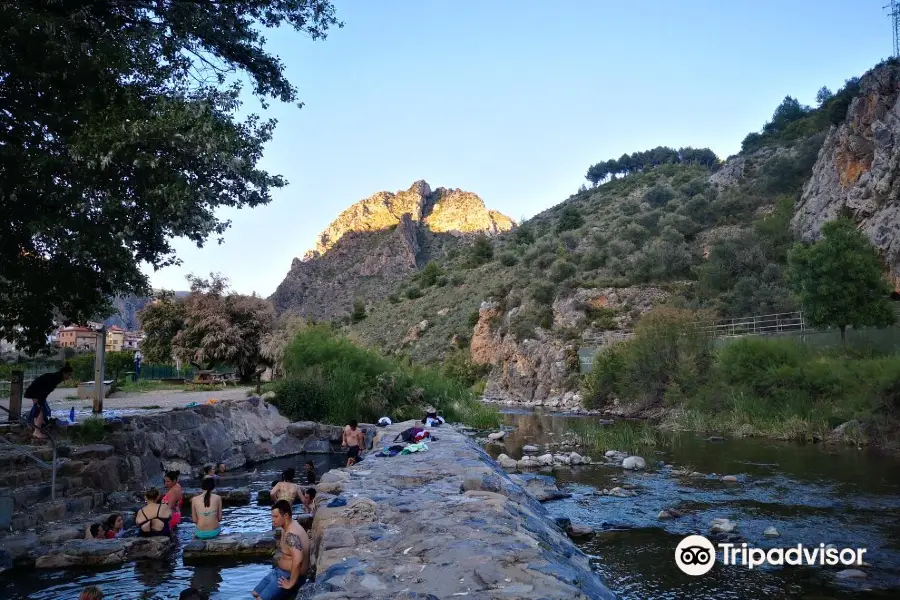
[{"x1": 0, "y1": 404, "x2": 58, "y2": 501}]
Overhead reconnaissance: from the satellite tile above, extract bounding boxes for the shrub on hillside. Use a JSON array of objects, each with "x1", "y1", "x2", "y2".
[
  {"x1": 466, "y1": 235, "x2": 494, "y2": 267},
  {"x1": 530, "y1": 282, "x2": 556, "y2": 306},
  {"x1": 441, "y1": 349, "x2": 491, "y2": 388},
  {"x1": 549, "y1": 260, "x2": 577, "y2": 283},
  {"x1": 556, "y1": 206, "x2": 584, "y2": 233},
  {"x1": 499, "y1": 252, "x2": 518, "y2": 266},
  {"x1": 643, "y1": 184, "x2": 676, "y2": 207}
]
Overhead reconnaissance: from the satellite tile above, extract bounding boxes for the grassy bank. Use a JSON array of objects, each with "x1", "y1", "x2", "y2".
[
  {"x1": 581, "y1": 308, "x2": 900, "y2": 448},
  {"x1": 264, "y1": 325, "x2": 500, "y2": 429}
]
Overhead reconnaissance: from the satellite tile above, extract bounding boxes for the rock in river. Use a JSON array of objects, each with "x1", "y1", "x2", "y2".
[
  {"x1": 522, "y1": 444, "x2": 540, "y2": 452},
  {"x1": 622, "y1": 455, "x2": 646, "y2": 470},
  {"x1": 487, "y1": 431, "x2": 506, "y2": 441},
  {"x1": 763, "y1": 526, "x2": 780, "y2": 538},
  {"x1": 710, "y1": 518, "x2": 737, "y2": 534}
]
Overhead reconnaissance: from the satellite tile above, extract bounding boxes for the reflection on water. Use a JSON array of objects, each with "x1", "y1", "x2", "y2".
[
  {"x1": 0, "y1": 454, "x2": 343, "y2": 600},
  {"x1": 489, "y1": 410, "x2": 900, "y2": 599}
]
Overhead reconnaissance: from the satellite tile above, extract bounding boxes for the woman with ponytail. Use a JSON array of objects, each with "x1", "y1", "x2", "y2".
[{"x1": 191, "y1": 476, "x2": 222, "y2": 539}]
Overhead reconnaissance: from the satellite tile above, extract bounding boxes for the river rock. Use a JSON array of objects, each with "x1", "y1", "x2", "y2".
[
  {"x1": 710, "y1": 518, "x2": 737, "y2": 534},
  {"x1": 537, "y1": 453, "x2": 554, "y2": 466},
  {"x1": 487, "y1": 431, "x2": 506, "y2": 441},
  {"x1": 303, "y1": 419, "x2": 617, "y2": 600},
  {"x1": 722, "y1": 475, "x2": 738, "y2": 483},
  {"x1": 497, "y1": 453, "x2": 518, "y2": 469},
  {"x1": 763, "y1": 526, "x2": 780, "y2": 538},
  {"x1": 598, "y1": 487, "x2": 637, "y2": 498},
  {"x1": 567, "y1": 522, "x2": 594, "y2": 539},
  {"x1": 34, "y1": 537, "x2": 171, "y2": 569},
  {"x1": 658, "y1": 509, "x2": 685, "y2": 520},
  {"x1": 510, "y1": 474, "x2": 571, "y2": 502},
  {"x1": 835, "y1": 569, "x2": 868, "y2": 580},
  {"x1": 552, "y1": 453, "x2": 571, "y2": 465},
  {"x1": 183, "y1": 532, "x2": 277, "y2": 562},
  {"x1": 622, "y1": 456, "x2": 646, "y2": 470},
  {"x1": 522, "y1": 444, "x2": 540, "y2": 453}
]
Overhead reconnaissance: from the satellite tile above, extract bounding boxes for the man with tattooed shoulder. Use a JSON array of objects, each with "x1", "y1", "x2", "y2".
[{"x1": 252, "y1": 500, "x2": 310, "y2": 599}]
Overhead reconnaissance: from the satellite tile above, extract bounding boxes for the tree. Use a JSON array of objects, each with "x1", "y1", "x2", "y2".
[
  {"x1": 763, "y1": 96, "x2": 810, "y2": 134},
  {"x1": 138, "y1": 291, "x2": 187, "y2": 364},
  {"x1": 140, "y1": 274, "x2": 275, "y2": 378},
  {"x1": 0, "y1": 1, "x2": 340, "y2": 352},
  {"x1": 788, "y1": 219, "x2": 895, "y2": 344},
  {"x1": 260, "y1": 314, "x2": 307, "y2": 379},
  {"x1": 351, "y1": 298, "x2": 367, "y2": 323},
  {"x1": 815, "y1": 86, "x2": 834, "y2": 106}
]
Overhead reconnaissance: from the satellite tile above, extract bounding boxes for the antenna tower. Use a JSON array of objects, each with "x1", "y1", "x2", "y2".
[{"x1": 887, "y1": 1, "x2": 900, "y2": 57}]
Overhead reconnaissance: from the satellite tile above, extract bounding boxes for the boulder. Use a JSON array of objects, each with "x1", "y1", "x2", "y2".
[
  {"x1": 522, "y1": 444, "x2": 540, "y2": 453},
  {"x1": 835, "y1": 569, "x2": 867, "y2": 580},
  {"x1": 722, "y1": 475, "x2": 738, "y2": 483},
  {"x1": 497, "y1": 454, "x2": 518, "y2": 469},
  {"x1": 487, "y1": 431, "x2": 505, "y2": 441},
  {"x1": 537, "y1": 453, "x2": 554, "y2": 466},
  {"x1": 509, "y1": 474, "x2": 571, "y2": 502},
  {"x1": 567, "y1": 522, "x2": 594, "y2": 539},
  {"x1": 552, "y1": 454, "x2": 571, "y2": 465},
  {"x1": 763, "y1": 526, "x2": 780, "y2": 538},
  {"x1": 34, "y1": 537, "x2": 171, "y2": 569},
  {"x1": 183, "y1": 532, "x2": 276, "y2": 562},
  {"x1": 710, "y1": 518, "x2": 737, "y2": 534},
  {"x1": 621, "y1": 456, "x2": 646, "y2": 470}
]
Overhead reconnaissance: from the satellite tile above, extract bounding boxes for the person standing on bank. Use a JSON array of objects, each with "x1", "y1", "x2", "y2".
[
  {"x1": 341, "y1": 420, "x2": 365, "y2": 467},
  {"x1": 24, "y1": 364, "x2": 73, "y2": 440}
]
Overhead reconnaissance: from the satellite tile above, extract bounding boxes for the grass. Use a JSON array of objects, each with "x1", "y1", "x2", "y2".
[
  {"x1": 117, "y1": 379, "x2": 185, "y2": 393},
  {"x1": 568, "y1": 420, "x2": 664, "y2": 454},
  {"x1": 70, "y1": 416, "x2": 107, "y2": 443}
]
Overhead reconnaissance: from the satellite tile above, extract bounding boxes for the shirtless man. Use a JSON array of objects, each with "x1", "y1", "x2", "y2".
[
  {"x1": 270, "y1": 468, "x2": 300, "y2": 505},
  {"x1": 342, "y1": 419, "x2": 365, "y2": 467},
  {"x1": 252, "y1": 500, "x2": 308, "y2": 600}
]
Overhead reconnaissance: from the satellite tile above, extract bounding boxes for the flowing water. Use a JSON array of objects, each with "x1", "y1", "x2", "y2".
[
  {"x1": 0, "y1": 454, "x2": 345, "y2": 600},
  {"x1": 485, "y1": 409, "x2": 900, "y2": 599}
]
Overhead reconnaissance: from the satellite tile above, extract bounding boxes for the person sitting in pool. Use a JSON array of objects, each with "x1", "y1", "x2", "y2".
[
  {"x1": 104, "y1": 513, "x2": 125, "y2": 539},
  {"x1": 300, "y1": 488, "x2": 317, "y2": 517},
  {"x1": 191, "y1": 476, "x2": 222, "y2": 539},
  {"x1": 162, "y1": 470, "x2": 184, "y2": 529},
  {"x1": 271, "y1": 468, "x2": 300, "y2": 505},
  {"x1": 135, "y1": 488, "x2": 173, "y2": 537},
  {"x1": 85, "y1": 522, "x2": 105, "y2": 540},
  {"x1": 215, "y1": 463, "x2": 226, "y2": 475},
  {"x1": 251, "y1": 500, "x2": 309, "y2": 600},
  {"x1": 79, "y1": 586, "x2": 103, "y2": 600},
  {"x1": 304, "y1": 461, "x2": 316, "y2": 485}
]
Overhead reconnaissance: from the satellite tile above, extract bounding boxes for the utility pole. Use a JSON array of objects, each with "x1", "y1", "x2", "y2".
[
  {"x1": 93, "y1": 326, "x2": 107, "y2": 414},
  {"x1": 886, "y1": 1, "x2": 900, "y2": 57}
]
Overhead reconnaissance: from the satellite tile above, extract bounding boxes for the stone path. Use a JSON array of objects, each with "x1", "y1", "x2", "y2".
[{"x1": 303, "y1": 420, "x2": 617, "y2": 600}]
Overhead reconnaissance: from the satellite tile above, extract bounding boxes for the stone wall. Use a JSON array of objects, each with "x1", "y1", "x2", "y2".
[{"x1": 302, "y1": 420, "x2": 617, "y2": 600}]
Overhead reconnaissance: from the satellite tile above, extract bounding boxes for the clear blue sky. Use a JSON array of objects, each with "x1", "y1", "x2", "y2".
[{"x1": 145, "y1": 0, "x2": 892, "y2": 296}]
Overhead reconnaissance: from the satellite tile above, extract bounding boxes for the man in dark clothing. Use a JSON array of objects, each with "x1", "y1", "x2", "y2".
[{"x1": 24, "y1": 364, "x2": 73, "y2": 440}]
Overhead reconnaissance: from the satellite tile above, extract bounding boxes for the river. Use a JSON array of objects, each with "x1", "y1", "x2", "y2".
[{"x1": 485, "y1": 409, "x2": 900, "y2": 599}]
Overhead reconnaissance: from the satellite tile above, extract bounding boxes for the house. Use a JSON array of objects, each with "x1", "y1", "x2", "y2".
[
  {"x1": 105, "y1": 326, "x2": 125, "y2": 353},
  {"x1": 122, "y1": 331, "x2": 143, "y2": 351},
  {"x1": 58, "y1": 326, "x2": 97, "y2": 351}
]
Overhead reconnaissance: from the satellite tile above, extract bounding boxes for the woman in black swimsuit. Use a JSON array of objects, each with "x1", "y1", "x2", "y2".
[{"x1": 135, "y1": 488, "x2": 173, "y2": 537}]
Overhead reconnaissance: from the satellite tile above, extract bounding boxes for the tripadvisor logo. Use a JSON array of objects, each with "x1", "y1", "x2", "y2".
[{"x1": 675, "y1": 535, "x2": 868, "y2": 576}]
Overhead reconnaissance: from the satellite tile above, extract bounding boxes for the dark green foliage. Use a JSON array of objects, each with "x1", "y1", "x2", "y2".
[
  {"x1": 643, "y1": 185, "x2": 676, "y2": 207},
  {"x1": 585, "y1": 306, "x2": 618, "y2": 330},
  {"x1": 387, "y1": 294, "x2": 401, "y2": 304},
  {"x1": 549, "y1": 260, "x2": 577, "y2": 283},
  {"x1": 466, "y1": 235, "x2": 494, "y2": 267},
  {"x1": 585, "y1": 146, "x2": 718, "y2": 185},
  {"x1": 530, "y1": 283, "x2": 557, "y2": 306},
  {"x1": 404, "y1": 287, "x2": 423, "y2": 300},
  {"x1": 467, "y1": 310, "x2": 481, "y2": 328},
  {"x1": 556, "y1": 206, "x2": 584, "y2": 233},
  {"x1": 351, "y1": 299, "x2": 367, "y2": 324},
  {"x1": 581, "y1": 251, "x2": 605, "y2": 270},
  {"x1": 0, "y1": 0, "x2": 340, "y2": 351},
  {"x1": 417, "y1": 261, "x2": 444, "y2": 287},
  {"x1": 513, "y1": 224, "x2": 535, "y2": 246},
  {"x1": 441, "y1": 349, "x2": 491, "y2": 388},
  {"x1": 499, "y1": 252, "x2": 518, "y2": 267},
  {"x1": 789, "y1": 218, "x2": 895, "y2": 342}
]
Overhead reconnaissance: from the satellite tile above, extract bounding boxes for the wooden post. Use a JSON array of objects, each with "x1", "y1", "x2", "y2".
[
  {"x1": 8, "y1": 369, "x2": 23, "y2": 422},
  {"x1": 93, "y1": 327, "x2": 106, "y2": 414}
]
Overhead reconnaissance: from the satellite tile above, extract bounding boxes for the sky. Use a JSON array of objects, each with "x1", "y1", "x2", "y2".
[{"x1": 144, "y1": 0, "x2": 893, "y2": 296}]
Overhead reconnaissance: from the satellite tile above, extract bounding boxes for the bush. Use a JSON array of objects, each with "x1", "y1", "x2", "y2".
[
  {"x1": 498, "y1": 252, "x2": 518, "y2": 267},
  {"x1": 467, "y1": 310, "x2": 481, "y2": 328},
  {"x1": 418, "y1": 261, "x2": 444, "y2": 287},
  {"x1": 273, "y1": 326, "x2": 499, "y2": 428},
  {"x1": 581, "y1": 344, "x2": 628, "y2": 409},
  {"x1": 549, "y1": 260, "x2": 577, "y2": 283},
  {"x1": 466, "y1": 235, "x2": 494, "y2": 267},
  {"x1": 351, "y1": 299, "x2": 367, "y2": 323},
  {"x1": 556, "y1": 206, "x2": 584, "y2": 233},
  {"x1": 643, "y1": 184, "x2": 676, "y2": 207},
  {"x1": 441, "y1": 349, "x2": 491, "y2": 388},
  {"x1": 530, "y1": 282, "x2": 556, "y2": 306},
  {"x1": 404, "y1": 287, "x2": 423, "y2": 300}
]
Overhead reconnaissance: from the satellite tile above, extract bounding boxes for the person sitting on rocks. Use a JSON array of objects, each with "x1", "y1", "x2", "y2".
[
  {"x1": 136, "y1": 488, "x2": 173, "y2": 537},
  {"x1": 85, "y1": 522, "x2": 105, "y2": 540},
  {"x1": 252, "y1": 500, "x2": 309, "y2": 600},
  {"x1": 305, "y1": 461, "x2": 316, "y2": 485},
  {"x1": 271, "y1": 468, "x2": 300, "y2": 505},
  {"x1": 104, "y1": 513, "x2": 124, "y2": 539},
  {"x1": 300, "y1": 488, "x2": 317, "y2": 517},
  {"x1": 79, "y1": 585, "x2": 103, "y2": 600},
  {"x1": 192, "y1": 476, "x2": 223, "y2": 539},
  {"x1": 342, "y1": 419, "x2": 365, "y2": 467},
  {"x1": 162, "y1": 471, "x2": 184, "y2": 529}
]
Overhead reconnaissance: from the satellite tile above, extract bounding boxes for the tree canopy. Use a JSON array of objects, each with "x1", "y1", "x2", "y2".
[
  {"x1": 140, "y1": 274, "x2": 275, "y2": 378},
  {"x1": 585, "y1": 146, "x2": 718, "y2": 186},
  {"x1": 788, "y1": 219, "x2": 895, "y2": 343},
  {"x1": 0, "y1": 0, "x2": 340, "y2": 351}
]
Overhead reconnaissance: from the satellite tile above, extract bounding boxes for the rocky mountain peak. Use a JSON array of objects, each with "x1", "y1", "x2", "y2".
[
  {"x1": 303, "y1": 181, "x2": 514, "y2": 260},
  {"x1": 793, "y1": 60, "x2": 900, "y2": 287}
]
